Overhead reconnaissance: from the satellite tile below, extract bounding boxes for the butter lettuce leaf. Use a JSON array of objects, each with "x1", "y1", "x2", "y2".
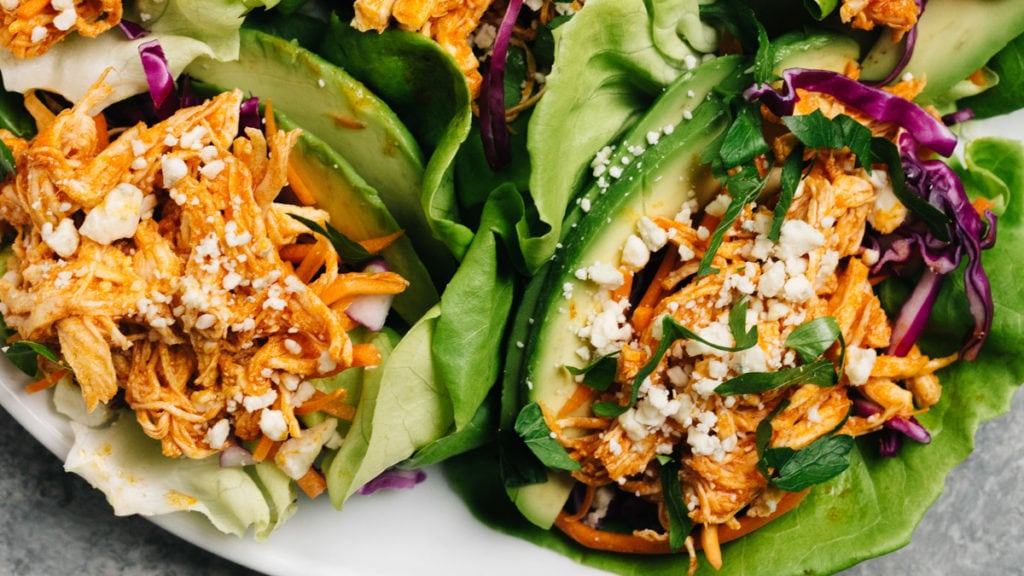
[
  {"x1": 64, "y1": 414, "x2": 295, "y2": 541},
  {"x1": 444, "y1": 2, "x2": 1024, "y2": 573},
  {"x1": 0, "y1": 0, "x2": 277, "y2": 106}
]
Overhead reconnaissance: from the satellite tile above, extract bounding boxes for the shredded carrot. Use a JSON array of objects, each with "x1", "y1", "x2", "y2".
[
  {"x1": 561, "y1": 483, "x2": 596, "y2": 523},
  {"x1": 358, "y1": 229, "x2": 405, "y2": 255},
  {"x1": 717, "y1": 489, "x2": 810, "y2": 544},
  {"x1": 555, "y1": 488, "x2": 810, "y2": 556},
  {"x1": 16, "y1": 0, "x2": 51, "y2": 19},
  {"x1": 279, "y1": 243, "x2": 313, "y2": 263},
  {"x1": 286, "y1": 163, "x2": 318, "y2": 206},
  {"x1": 93, "y1": 113, "x2": 110, "y2": 150},
  {"x1": 294, "y1": 238, "x2": 328, "y2": 283},
  {"x1": 264, "y1": 99, "x2": 277, "y2": 136},
  {"x1": 557, "y1": 384, "x2": 597, "y2": 418},
  {"x1": 296, "y1": 467, "x2": 328, "y2": 499},
  {"x1": 25, "y1": 369, "x2": 69, "y2": 394},
  {"x1": 554, "y1": 512, "x2": 671, "y2": 554},
  {"x1": 701, "y1": 524, "x2": 723, "y2": 570},
  {"x1": 319, "y1": 272, "x2": 408, "y2": 307},
  {"x1": 251, "y1": 434, "x2": 280, "y2": 463},
  {"x1": 609, "y1": 269, "x2": 634, "y2": 303},
  {"x1": 294, "y1": 388, "x2": 346, "y2": 415},
  {"x1": 972, "y1": 196, "x2": 996, "y2": 217},
  {"x1": 698, "y1": 212, "x2": 722, "y2": 235},
  {"x1": 630, "y1": 248, "x2": 679, "y2": 332},
  {"x1": 968, "y1": 68, "x2": 988, "y2": 87},
  {"x1": 351, "y1": 342, "x2": 382, "y2": 368}
]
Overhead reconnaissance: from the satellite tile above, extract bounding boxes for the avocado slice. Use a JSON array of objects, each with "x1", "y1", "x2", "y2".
[
  {"x1": 860, "y1": 0, "x2": 1024, "y2": 104},
  {"x1": 503, "y1": 58, "x2": 742, "y2": 529},
  {"x1": 771, "y1": 30, "x2": 861, "y2": 74},
  {"x1": 185, "y1": 28, "x2": 456, "y2": 284},
  {"x1": 278, "y1": 114, "x2": 439, "y2": 324}
]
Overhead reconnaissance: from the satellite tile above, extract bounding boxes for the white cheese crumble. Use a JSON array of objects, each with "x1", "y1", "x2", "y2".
[
  {"x1": 845, "y1": 346, "x2": 877, "y2": 386},
  {"x1": 40, "y1": 218, "x2": 80, "y2": 258},
  {"x1": 161, "y1": 156, "x2": 188, "y2": 188},
  {"x1": 204, "y1": 418, "x2": 231, "y2": 450},
  {"x1": 79, "y1": 183, "x2": 144, "y2": 245},
  {"x1": 259, "y1": 409, "x2": 288, "y2": 441}
]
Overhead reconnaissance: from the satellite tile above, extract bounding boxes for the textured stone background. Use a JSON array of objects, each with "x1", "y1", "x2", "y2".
[{"x1": 1, "y1": 390, "x2": 1021, "y2": 576}]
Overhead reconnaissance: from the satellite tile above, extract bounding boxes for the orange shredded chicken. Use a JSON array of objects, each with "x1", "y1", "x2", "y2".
[
  {"x1": 1, "y1": 0, "x2": 122, "y2": 59},
  {"x1": 0, "y1": 71, "x2": 408, "y2": 461},
  {"x1": 350, "y1": 0, "x2": 584, "y2": 98},
  {"x1": 840, "y1": 0, "x2": 921, "y2": 40}
]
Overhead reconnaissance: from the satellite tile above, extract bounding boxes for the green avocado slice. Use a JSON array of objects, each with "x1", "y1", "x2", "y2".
[
  {"x1": 185, "y1": 28, "x2": 455, "y2": 286},
  {"x1": 278, "y1": 113, "x2": 439, "y2": 324}
]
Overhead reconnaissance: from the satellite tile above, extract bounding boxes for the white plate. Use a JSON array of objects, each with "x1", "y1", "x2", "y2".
[{"x1": 1, "y1": 111, "x2": 1023, "y2": 576}]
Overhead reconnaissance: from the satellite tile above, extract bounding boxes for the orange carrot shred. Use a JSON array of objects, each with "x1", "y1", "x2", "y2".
[
  {"x1": 251, "y1": 434, "x2": 280, "y2": 462},
  {"x1": 630, "y1": 248, "x2": 679, "y2": 332},
  {"x1": 25, "y1": 369, "x2": 69, "y2": 394},
  {"x1": 287, "y1": 163, "x2": 318, "y2": 206},
  {"x1": 279, "y1": 243, "x2": 313, "y2": 263},
  {"x1": 93, "y1": 113, "x2": 109, "y2": 150},
  {"x1": 319, "y1": 272, "x2": 408, "y2": 307},
  {"x1": 972, "y1": 196, "x2": 995, "y2": 216},
  {"x1": 351, "y1": 342, "x2": 382, "y2": 368},
  {"x1": 297, "y1": 467, "x2": 328, "y2": 499},
  {"x1": 609, "y1": 269, "x2": 634, "y2": 303},
  {"x1": 557, "y1": 384, "x2": 597, "y2": 418},
  {"x1": 358, "y1": 230, "x2": 405, "y2": 255},
  {"x1": 294, "y1": 238, "x2": 328, "y2": 283},
  {"x1": 264, "y1": 99, "x2": 277, "y2": 136}
]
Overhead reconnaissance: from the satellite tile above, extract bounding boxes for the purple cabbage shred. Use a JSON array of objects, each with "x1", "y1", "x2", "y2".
[
  {"x1": 853, "y1": 398, "x2": 932, "y2": 457},
  {"x1": 118, "y1": 19, "x2": 149, "y2": 40},
  {"x1": 356, "y1": 468, "x2": 427, "y2": 495},
  {"x1": 744, "y1": 67, "x2": 957, "y2": 156},
  {"x1": 479, "y1": 0, "x2": 523, "y2": 171},
  {"x1": 138, "y1": 39, "x2": 180, "y2": 119},
  {"x1": 865, "y1": 0, "x2": 926, "y2": 87}
]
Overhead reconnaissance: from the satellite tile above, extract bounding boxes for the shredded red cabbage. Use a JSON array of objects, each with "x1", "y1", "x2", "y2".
[
  {"x1": 876, "y1": 132, "x2": 996, "y2": 360},
  {"x1": 138, "y1": 39, "x2": 180, "y2": 119},
  {"x1": 239, "y1": 96, "x2": 262, "y2": 134},
  {"x1": 853, "y1": 398, "x2": 931, "y2": 457},
  {"x1": 118, "y1": 19, "x2": 149, "y2": 40},
  {"x1": 942, "y1": 108, "x2": 976, "y2": 126},
  {"x1": 356, "y1": 468, "x2": 427, "y2": 495},
  {"x1": 479, "y1": 0, "x2": 523, "y2": 170},
  {"x1": 865, "y1": 0, "x2": 925, "y2": 87},
  {"x1": 744, "y1": 67, "x2": 958, "y2": 156}
]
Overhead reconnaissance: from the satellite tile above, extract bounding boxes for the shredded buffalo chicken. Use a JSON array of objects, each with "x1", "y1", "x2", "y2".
[
  {"x1": 351, "y1": 0, "x2": 584, "y2": 98},
  {"x1": 0, "y1": 73, "x2": 407, "y2": 461},
  {"x1": 840, "y1": 0, "x2": 921, "y2": 40},
  {"x1": 0, "y1": 0, "x2": 122, "y2": 59}
]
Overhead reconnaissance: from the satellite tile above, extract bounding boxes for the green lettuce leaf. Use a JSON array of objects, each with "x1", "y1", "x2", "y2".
[
  {"x1": 317, "y1": 14, "x2": 473, "y2": 265},
  {"x1": 64, "y1": 414, "x2": 295, "y2": 541},
  {"x1": 0, "y1": 0, "x2": 277, "y2": 106},
  {"x1": 522, "y1": 0, "x2": 717, "y2": 271}
]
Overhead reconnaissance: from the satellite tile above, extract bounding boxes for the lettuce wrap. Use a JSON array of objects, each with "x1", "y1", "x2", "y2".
[
  {"x1": 442, "y1": 0, "x2": 1024, "y2": 574},
  {"x1": 0, "y1": 0, "x2": 487, "y2": 536}
]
